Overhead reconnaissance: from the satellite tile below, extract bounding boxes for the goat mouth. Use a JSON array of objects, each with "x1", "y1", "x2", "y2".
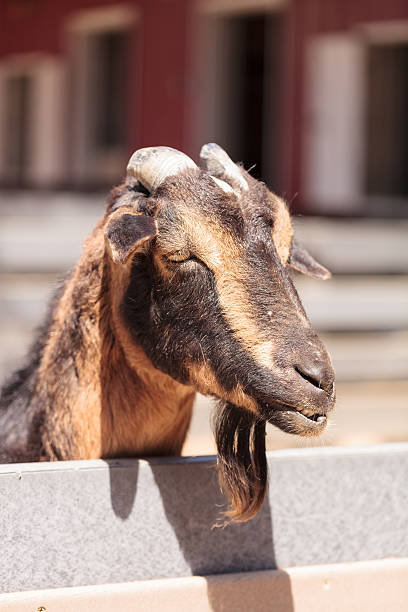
[{"x1": 262, "y1": 402, "x2": 328, "y2": 437}]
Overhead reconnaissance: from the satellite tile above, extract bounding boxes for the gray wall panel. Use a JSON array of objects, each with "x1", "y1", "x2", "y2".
[{"x1": 0, "y1": 444, "x2": 407, "y2": 593}]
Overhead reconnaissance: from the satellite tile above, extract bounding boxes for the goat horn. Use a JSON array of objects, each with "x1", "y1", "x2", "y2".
[
  {"x1": 127, "y1": 147, "x2": 198, "y2": 192},
  {"x1": 210, "y1": 175, "x2": 234, "y2": 194},
  {"x1": 200, "y1": 143, "x2": 248, "y2": 192}
]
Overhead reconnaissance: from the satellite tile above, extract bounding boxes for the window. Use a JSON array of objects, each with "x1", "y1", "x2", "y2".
[
  {"x1": 222, "y1": 14, "x2": 267, "y2": 179},
  {"x1": 88, "y1": 30, "x2": 129, "y2": 152},
  {"x1": 304, "y1": 30, "x2": 408, "y2": 216},
  {"x1": 366, "y1": 43, "x2": 408, "y2": 198},
  {"x1": 67, "y1": 5, "x2": 137, "y2": 187},
  {"x1": 69, "y1": 26, "x2": 131, "y2": 186}
]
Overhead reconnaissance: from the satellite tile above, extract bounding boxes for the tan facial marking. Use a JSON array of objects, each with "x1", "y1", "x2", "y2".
[
  {"x1": 180, "y1": 211, "x2": 276, "y2": 370},
  {"x1": 187, "y1": 362, "x2": 258, "y2": 414},
  {"x1": 270, "y1": 195, "x2": 293, "y2": 265}
]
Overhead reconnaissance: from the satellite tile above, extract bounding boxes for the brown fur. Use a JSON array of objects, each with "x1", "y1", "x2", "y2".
[
  {"x1": 186, "y1": 362, "x2": 258, "y2": 415},
  {"x1": 34, "y1": 221, "x2": 194, "y2": 460}
]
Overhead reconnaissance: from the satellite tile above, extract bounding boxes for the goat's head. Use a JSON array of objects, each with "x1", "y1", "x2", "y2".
[{"x1": 104, "y1": 145, "x2": 335, "y2": 521}]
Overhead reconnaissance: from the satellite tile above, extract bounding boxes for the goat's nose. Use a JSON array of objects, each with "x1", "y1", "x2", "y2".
[{"x1": 294, "y1": 359, "x2": 334, "y2": 396}]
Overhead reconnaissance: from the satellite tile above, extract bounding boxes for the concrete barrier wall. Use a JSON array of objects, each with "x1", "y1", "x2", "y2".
[{"x1": 0, "y1": 443, "x2": 407, "y2": 593}]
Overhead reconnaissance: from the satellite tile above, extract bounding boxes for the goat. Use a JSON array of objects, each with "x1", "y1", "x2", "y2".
[{"x1": 0, "y1": 144, "x2": 335, "y2": 521}]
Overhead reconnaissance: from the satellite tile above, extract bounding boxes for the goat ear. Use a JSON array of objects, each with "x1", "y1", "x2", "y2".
[
  {"x1": 288, "y1": 238, "x2": 331, "y2": 280},
  {"x1": 105, "y1": 209, "x2": 157, "y2": 264}
]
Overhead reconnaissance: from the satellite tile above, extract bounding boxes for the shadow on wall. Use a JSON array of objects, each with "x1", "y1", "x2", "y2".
[
  {"x1": 107, "y1": 457, "x2": 295, "y2": 611},
  {"x1": 107, "y1": 459, "x2": 140, "y2": 520}
]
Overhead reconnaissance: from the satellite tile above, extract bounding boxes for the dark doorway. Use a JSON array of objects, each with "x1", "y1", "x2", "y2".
[
  {"x1": 212, "y1": 11, "x2": 285, "y2": 189},
  {"x1": 88, "y1": 29, "x2": 130, "y2": 152},
  {"x1": 366, "y1": 43, "x2": 408, "y2": 200}
]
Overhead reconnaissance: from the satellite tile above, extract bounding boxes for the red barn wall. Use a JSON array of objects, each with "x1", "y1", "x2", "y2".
[
  {"x1": 0, "y1": 0, "x2": 191, "y2": 158},
  {"x1": 1, "y1": 0, "x2": 408, "y2": 202}
]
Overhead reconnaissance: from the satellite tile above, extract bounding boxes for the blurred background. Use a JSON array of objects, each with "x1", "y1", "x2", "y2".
[{"x1": 0, "y1": 0, "x2": 407, "y2": 454}]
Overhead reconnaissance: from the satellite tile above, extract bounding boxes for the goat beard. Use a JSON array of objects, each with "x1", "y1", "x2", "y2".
[{"x1": 213, "y1": 402, "x2": 267, "y2": 523}]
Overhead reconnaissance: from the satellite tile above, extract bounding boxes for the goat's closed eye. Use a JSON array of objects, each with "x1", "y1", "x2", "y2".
[
  {"x1": 164, "y1": 251, "x2": 209, "y2": 271},
  {"x1": 262, "y1": 215, "x2": 275, "y2": 228},
  {"x1": 165, "y1": 250, "x2": 192, "y2": 263},
  {"x1": 256, "y1": 214, "x2": 275, "y2": 230}
]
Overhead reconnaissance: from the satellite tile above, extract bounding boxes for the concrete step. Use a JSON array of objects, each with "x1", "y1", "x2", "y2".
[
  {"x1": 0, "y1": 273, "x2": 57, "y2": 324},
  {"x1": 322, "y1": 330, "x2": 408, "y2": 381},
  {"x1": 0, "y1": 198, "x2": 102, "y2": 273},
  {"x1": 295, "y1": 274, "x2": 408, "y2": 332},
  {"x1": 293, "y1": 216, "x2": 408, "y2": 275}
]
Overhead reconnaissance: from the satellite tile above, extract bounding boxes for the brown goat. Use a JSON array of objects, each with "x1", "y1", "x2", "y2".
[{"x1": 0, "y1": 144, "x2": 335, "y2": 521}]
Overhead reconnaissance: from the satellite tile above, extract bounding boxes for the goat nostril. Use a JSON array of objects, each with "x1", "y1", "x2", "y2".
[
  {"x1": 295, "y1": 366, "x2": 322, "y2": 390},
  {"x1": 295, "y1": 364, "x2": 335, "y2": 396}
]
